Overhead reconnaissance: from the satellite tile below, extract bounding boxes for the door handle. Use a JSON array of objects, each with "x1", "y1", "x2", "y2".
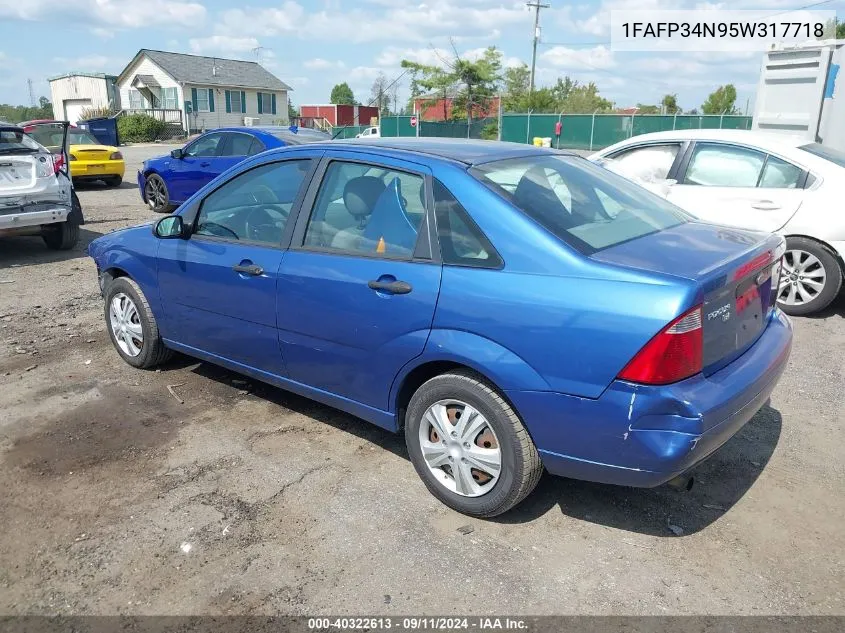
[
  {"x1": 751, "y1": 200, "x2": 781, "y2": 211},
  {"x1": 368, "y1": 279, "x2": 413, "y2": 294},
  {"x1": 233, "y1": 263, "x2": 264, "y2": 276}
]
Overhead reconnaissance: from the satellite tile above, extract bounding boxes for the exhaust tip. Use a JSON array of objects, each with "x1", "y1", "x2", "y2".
[{"x1": 667, "y1": 474, "x2": 695, "y2": 492}]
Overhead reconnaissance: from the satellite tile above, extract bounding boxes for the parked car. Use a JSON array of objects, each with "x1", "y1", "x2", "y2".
[
  {"x1": 590, "y1": 130, "x2": 845, "y2": 315},
  {"x1": 0, "y1": 123, "x2": 84, "y2": 250},
  {"x1": 24, "y1": 121, "x2": 125, "y2": 187},
  {"x1": 88, "y1": 138, "x2": 792, "y2": 517},
  {"x1": 139, "y1": 126, "x2": 327, "y2": 214},
  {"x1": 356, "y1": 126, "x2": 381, "y2": 138}
]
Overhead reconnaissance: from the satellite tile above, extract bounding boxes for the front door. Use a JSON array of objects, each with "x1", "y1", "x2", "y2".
[
  {"x1": 276, "y1": 154, "x2": 442, "y2": 411},
  {"x1": 168, "y1": 132, "x2": 226, "y2": 202},
  {"x1": 157, "y1": 156, "x2": 317, "y2": 374},
  {"x1": 668, "y1": 141, "x2": 805, "y2": 232}
]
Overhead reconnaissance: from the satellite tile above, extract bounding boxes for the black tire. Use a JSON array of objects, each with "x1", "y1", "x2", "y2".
[
  {"x1": 405, "y1": 371, "x2": 543, "y2": 518},
  {"x1": 104, "y1": 277, "x2": 173, "y2": 369},
  {"x1": 106, "y1": 175, "x2": 123, "y2": 187},
  {"x1": 42, "y1": 221, "x2": 79, "y2": 250},
  {"x1": 778, "y1": 237, "x2": 843, "y2": 316},
  {"x1": 145, "y1": 173, "x2": 171, "y2": 213}
]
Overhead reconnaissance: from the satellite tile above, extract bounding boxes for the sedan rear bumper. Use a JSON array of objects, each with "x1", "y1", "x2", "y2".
[
  {"x1": 507, "y1": 309, "x2": 793, "y2": 487},
  {"x1": 0, "y1": 206, "x2": 71, "y2": 231}
]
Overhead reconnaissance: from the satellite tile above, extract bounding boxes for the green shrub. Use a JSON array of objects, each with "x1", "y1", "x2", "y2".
[
  {"x1": 480, "y1": 122, "x2": 499, "y2": 140},
  {"x1": 117, "y1": 114, "x2": 166, "y2": 143}
]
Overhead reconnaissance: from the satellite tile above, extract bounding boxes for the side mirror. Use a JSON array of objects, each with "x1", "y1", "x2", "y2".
[
  {"x1": 170, "y1": 148, "x2": 184, "y2": 159},
  {"x1": 153, "y1": 215, "x2": 186, "y2": 239}
]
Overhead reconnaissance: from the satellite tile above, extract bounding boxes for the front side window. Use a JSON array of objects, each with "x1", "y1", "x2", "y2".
[
  {"x1": 684, "y1": 143, "x2": 766, "y2": 187},
  {"x1": 303, "y1": 160, "x2": 426, "y2": 258},
  {"x1": 195, "y1": 159, "x2": 313, "y2": 244},
  {"x1": 609, "y1": 143, "x2": 681, "y2": 181},
  {"x1": 185, "y1": 133, "x2": 223, "y2": 158},
  {"x1": 471, "y1": 155, "x2": 689, "y2": 253},
  {"x1": 433, "y1": 179, "x2": 501, "y2": 268}
]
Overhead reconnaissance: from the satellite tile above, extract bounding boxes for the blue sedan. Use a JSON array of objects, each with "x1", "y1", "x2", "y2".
[
  {"x1": 89, "y1": 139, "x2": 792, "y2": 517},
  {"x1": 138, "y1": 126, "x2": 329, "y2": 213}
]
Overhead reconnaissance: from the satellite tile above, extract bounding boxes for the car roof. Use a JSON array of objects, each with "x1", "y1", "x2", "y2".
[
  {"x1": 323, "y1": 138, "x2": 572, "y2": 166},
  {"x1": 607, "y1": 129, "x2": 812, "y2": 152},
  {"x1": 0, "y1": 124, "x2": 24, "y2": 133}
]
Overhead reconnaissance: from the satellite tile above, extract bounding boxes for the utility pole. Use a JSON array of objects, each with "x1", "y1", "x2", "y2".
[
  {"x1": 527, "y1": 1, "x2": 550, "y2": 95},
  {"x1": 27, "y1": 79, "x2": 35, "y2": 107}
]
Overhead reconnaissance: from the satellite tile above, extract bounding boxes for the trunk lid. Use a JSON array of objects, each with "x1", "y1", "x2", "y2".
[
  {"x1": 71, "y1": 145, "x2": 114, "y2": 162},
  {"x1": 0, "y1": 155, "x2": 38, "y2": 193},
  {"x1": 592, "y1": 221, "x2": 785, "y2": 374}
]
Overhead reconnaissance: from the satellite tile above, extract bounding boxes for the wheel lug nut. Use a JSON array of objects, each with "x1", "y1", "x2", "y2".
[
  {"x1": 450, "y1": 431, "x2": 457, "y2": 438},
  {"x1": 463, "y1": 442, "x2": 470, "y2": 448}
]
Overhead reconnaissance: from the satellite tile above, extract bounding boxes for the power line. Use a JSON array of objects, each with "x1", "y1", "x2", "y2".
[
  {"x1": 527, "y1": 1, "x2": 551, "y2": 94},
  {"x1": 330, "y1": 69, "x2": 409, "y2": 139}
]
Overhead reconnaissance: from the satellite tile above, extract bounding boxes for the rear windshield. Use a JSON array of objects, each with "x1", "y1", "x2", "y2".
[
  {"x1": 470, "y1": 154, "x2": 690, "y2": 253},
  {"x1": 0, "y1": 129, "x2": 42, "y2": 153},
  {"x1": 799, "y1": 142, "x2": 845, "y2": 168}
]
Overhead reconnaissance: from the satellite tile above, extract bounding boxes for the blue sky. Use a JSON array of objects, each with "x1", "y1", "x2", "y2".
[{"x1": 0, "y1": 0, "x2": 842, "y2": 113}]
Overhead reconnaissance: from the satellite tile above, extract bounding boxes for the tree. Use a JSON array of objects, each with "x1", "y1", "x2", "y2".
[
  {"x1": 818, "y1": 19, "x2": 845, "y2": 39},
  {"x1": 288, "y1": 99, "x2": 298, "y2": 121},
  {"x1": 502, "y1": 64, "x2": 530, "y2": 112},
  {"x1": 0, "y1": 97, "x2": 53, "y2": 123},
  {"x1": 661, "y1": 94, "x2": 680, "y2": 114},
  {"x1": 559, "y1": 81, "x2": 612, "y2": 113},
  {"x1": 370, "y1": 72, "x2": 390, "y2": 116},
  {"x1": 329, "y1": 82, "x2": 356, "y2": 105},
  {"x1": 636, "y1": 104, "x2": 660, "y2": 114},
  {"x1": 401, "y1": 59, "x2": 454, "y2": 120},
  {"x1": 701, "y1": 84, "x2": 739, "y2": 114}
]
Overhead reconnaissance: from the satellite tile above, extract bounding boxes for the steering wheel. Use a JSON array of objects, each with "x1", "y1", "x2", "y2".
[
  {"x1": 197, "y1": 221, "x2": 239, "y2": 239},
  {"x1": 244, "y1": 206, "x2": 289, "y2": 242}
]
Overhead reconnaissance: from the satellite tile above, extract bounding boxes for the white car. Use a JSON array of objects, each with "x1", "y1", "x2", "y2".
[
  {"x1": 355, "y1": 126, "x2": 380, "y2": 138},
  {"x1": 590, "y1": 129, "x2": 845, "y2": 315}
]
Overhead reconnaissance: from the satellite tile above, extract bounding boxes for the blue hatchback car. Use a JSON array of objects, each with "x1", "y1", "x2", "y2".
[
  {"x1": 90, "y1": 139, "x2": 792, "y2": 517},
  {"x1": 138, "y1": 126, "x2": 330, "y2": 214}
]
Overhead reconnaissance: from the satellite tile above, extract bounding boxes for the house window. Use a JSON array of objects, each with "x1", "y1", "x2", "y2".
[
  {"x1": 163, "y1": 87, "x2": 178, "y2": 110},
  {"x1": 258, "y1": 92, "x2": 275, "y2": 115},
  {"x1": 128, "y1": 89, "x2": 143, "y2": 110},
  {"x1": 230, "y1": 90, "x2": 242, "y2": 113},
  {"x1": 195, "y1": 89, "x2": 210, "y2": 112}
]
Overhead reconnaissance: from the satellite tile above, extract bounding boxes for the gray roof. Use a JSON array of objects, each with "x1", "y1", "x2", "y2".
[{"x1": 121, "y1": 49, "x2": 292, "y2": 91}]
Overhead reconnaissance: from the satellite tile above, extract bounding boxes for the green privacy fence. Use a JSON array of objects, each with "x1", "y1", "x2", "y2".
[
  {"x1": 499, "y1": 113, "x2": 752, "y2": 150},
  {"x1": 327, "y1": 113, "x2": 753, "y2": 149}
]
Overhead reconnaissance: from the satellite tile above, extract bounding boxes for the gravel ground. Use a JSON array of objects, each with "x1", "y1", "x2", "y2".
[{"x1": 0, "y1": 144, "x2": 843, "y2": 616}]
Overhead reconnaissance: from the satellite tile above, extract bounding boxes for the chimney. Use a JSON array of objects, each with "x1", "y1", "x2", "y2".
[{"x1": 212, "y1": 58, "x2": 217, "y2": 77}]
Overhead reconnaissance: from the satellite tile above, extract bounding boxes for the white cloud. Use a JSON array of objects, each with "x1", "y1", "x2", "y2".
[
  {"x1": 53, "y1": 55, "x2": 113, "y2": 70},
  {"x1": 188, "y1": 35, "x2": 260, "y2": 55},
  {"x1": 0, "y1": 0, "x2": 206, "y2": 28},
  {"x1": 541, "y1": 45, "x2": 616, "y2": 70},
  {"x1": 90, "y1": 27, "x2": 114, "y2": 40},
  {"x1": 303, "y1": 58, "x2": 346, "y2": 70}
]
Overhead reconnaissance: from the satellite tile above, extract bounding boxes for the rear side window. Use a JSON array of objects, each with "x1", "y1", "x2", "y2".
[
  {"x1": 224, "y1": 133, "x2": 255, "y2": 157},
  {"x1": 471, "y1": 155, "x2": 689, "y2": 253},
  {"x1": 759, "y1": 155, "x2": 802, "y2": 189},
  {"x1": 608, "y1": 143, "x2": 681, "y2": 180},
  {"x1": 683, "y1": 143, "x2": 765, "y2": 187},
  {"x1": 433, "y1": 179, "x2": 501, "y2": 268}
]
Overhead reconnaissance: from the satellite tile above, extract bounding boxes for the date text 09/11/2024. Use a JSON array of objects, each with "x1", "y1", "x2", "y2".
[
  {"x1": 307, "y1": 617, "x2": 528, "y2": 630},
  {"x1": 621, "y1": 21, "x2": 825, "y2": 38}
]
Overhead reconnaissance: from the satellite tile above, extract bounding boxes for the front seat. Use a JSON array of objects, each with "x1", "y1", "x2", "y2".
[{"x1": 331, "y1": 176, "x2": 386, "y2": 251}]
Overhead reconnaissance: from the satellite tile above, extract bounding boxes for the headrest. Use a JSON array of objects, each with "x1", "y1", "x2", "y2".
[{"x1": 343, "y1": 176, "x2": 386, "y2": 219}]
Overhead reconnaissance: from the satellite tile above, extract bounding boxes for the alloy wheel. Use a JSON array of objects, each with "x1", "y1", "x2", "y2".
[
  {"x1": 145, "y1": 178, "x2": 165, "y2": 209},
  {"x1": 109, "y1": 293, "x2": 144, "y2": 357},
  {"x1": 418, "y1": 399, "x2": 502, "y2": 497},
  {"x1": 778, "y1": 249, "x2": 826, "y2": 306}
]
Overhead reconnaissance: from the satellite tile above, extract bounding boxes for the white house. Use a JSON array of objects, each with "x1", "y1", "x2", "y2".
[
  {"x1": 48, "y1": 73, "x2": 118, "y2": 124},
  {"x1": 115, "y1": 49, "x2": 292, "y2": 134}
]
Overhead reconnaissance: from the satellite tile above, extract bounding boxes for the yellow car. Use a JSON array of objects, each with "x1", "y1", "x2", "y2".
[{"x1": 27, "y1": 124, "x2": 125, "y2": 187}]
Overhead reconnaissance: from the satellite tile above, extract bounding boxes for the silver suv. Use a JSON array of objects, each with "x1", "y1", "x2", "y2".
[{"x1": 0, "y1": 122, "x2": 84, "y2": 250}]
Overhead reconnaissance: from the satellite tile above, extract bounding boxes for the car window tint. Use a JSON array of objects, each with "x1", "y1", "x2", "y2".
[
  {"x1": 304, "y1": 160, "x2": 425, "y2": 258},
  {"x1": 684, "y1": 143, "x2": 765, "y2": 187},
  {"x1": 759, "y1": 155, "x2": 802, "y2": 189},
  {"x1": 472, "y1": 155, "x2": 689, "y2": 253},
  {"x1": 433, "y1": 179, "x2": 501, "y2": 268},
  {"x1": 195, "y1": 159, "x2": 312, "y2": 244},
  {"x1": 225, "y1": 133, "x2": 254, "y2": 157},
  {"x1": 248, "y1": 137, "x2": 265, "y2": 155},
  {"x1": 610, "y1": 143, "x2": 680, "y2": 180},
  {"x1": 185, "y1": 133, "x2": 224, "y2": 158}
]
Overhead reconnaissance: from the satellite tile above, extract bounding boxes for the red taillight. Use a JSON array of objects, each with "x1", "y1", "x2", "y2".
[
  {"x1": 110, "y1": 151, "x2": 123, "y2": 160},
  {"x1": 52, "y1": 153, "x2": 65, "y2": 175},
  {"x1": 618, "y1": 306, "x2": 703, "y2": 385}
]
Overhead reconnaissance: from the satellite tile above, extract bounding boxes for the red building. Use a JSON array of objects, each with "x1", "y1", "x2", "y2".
[
  {"x1": 413, "y1": 94, "x2": 500, "y2": 121},
  {"x1": 299, "y1": 104, "x2": 380, "y2": 127}
]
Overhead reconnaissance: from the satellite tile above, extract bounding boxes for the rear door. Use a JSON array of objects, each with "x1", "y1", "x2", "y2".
[
  {"x1": 157, "y1": 154, "x2": 319, "y2": 374},
  {"x1": 168, "y1": 132, "x2": 225, "y2": 201},
  {"x1": 667, "y1": 141, "x2": 805, "y2": 232},
  {"x1": 276, "y1": 151, "x2": 442, "y2": 411},
  {"x1": 215, "y1": 131, "x2": 256, "y2": 173}
]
